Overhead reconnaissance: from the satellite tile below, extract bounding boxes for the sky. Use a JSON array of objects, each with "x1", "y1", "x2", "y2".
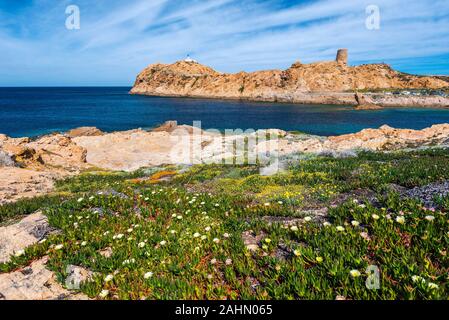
[{"x1": 0, "y1": 0, "x2": 449, "y2": 86}]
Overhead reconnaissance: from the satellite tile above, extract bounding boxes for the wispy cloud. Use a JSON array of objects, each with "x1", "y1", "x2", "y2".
[{"x1": 1, "y1": 0, "x2": 449, "y2": 86}]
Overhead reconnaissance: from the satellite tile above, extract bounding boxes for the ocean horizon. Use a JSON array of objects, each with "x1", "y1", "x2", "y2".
[{"x1": 1, "y1": 86, "x2": 449, "y2": 138}]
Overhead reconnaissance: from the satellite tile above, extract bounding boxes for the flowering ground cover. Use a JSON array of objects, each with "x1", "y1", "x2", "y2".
[{"x1": 0, "y1": 149, "x2": 448, "y2": 300}]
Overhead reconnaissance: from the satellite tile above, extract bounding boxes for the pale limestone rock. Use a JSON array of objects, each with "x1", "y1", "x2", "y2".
[
  {"x1": 0, "y1": 257, "x2": 89, "y2": 300},
  {"x1": 0, "y1": 212, "x2": 50, "y2": 264},
  {"x1": 0, "y1": 167, "x2": 61, "y2": 205}
]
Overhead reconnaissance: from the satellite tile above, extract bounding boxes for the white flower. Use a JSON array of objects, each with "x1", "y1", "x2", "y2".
[
  {"x1": 99, "y1": 289, "x2": 109, "y2": 298},
  {"x1": 223, "y1": 233, "x2": 230, "y2": 238},
  {"x1": 412, "y1": 275, "x2": 425, "y2": 283},
  {"x1": 278, "y1": 201, "x2": 284, "y2": 205},
  {"x1": 323, "y1": 222, "x2": 331, "y2": 227},
  {"x1": 213, "y1": 238, "x2": 220, "y2": 244},
  {"x1": 170, "y1": 230, "x2": 177, "y2": 234},
  {"x1": 205, "y1": 227, "x2": 211, "y2": 232},
  {"x1": 304, "y1": 217, "x2": 312, "y2": 222},
  {"x1": 77, "y1": 197, "x2": 84, "y2": 203},
  {"x1": 55, "y1": 244, "x2": 64, "y2": 250},
  {"x1": 210, "y1": 258, "x2": 217, "y2": 265},
  {"x1": 396, "y1": 216, "x2": 406, "y2": 224},
  {"x1": 264, "y1": 202, "x2": 271, "y2": 207},
  {"x1": 104, "y1": 274, "x2": 114, "y2": 282},
  {"x1": 350, "y1": 270, "x2": 361, "y2": 278},
  {"x1": 127, "y1": 228, "x2": 134, "y2": 233},
  {"x1": 193, "y1": 232, "x2": 201, "y2": 238},
  {"x1": 122, "y1": 258, "x2": 136, "y2": 265},
  {"x1": 336, "y1": 226, "x2": 345, "y2": 232},
  {"x1": 215, "y1": 203, "x2": 220, "y2": 207},
  {"x1": 425, "y1": 215, "x2": 435, "y2": 222},
  {"x1": 15, "y1": 250, "x2": 25, "y2": 257},
  {"x1": 138, "y1": 242, "x2": 146, "y2": 248},
  {"x1": 290, "y1": 226, "x2": 299, "y2": 232},
  {"x1": 351, "y1": 220, "x2": 360, "y2": 227},
  {"x1": 201, "y1": 235, "x2": 207, "y2": 240},
  {"x1": 144, "y1": 272, "x2": 154, "y2": 279},
  {"x1": 353, "y1": 199, "x2": 359, "y2": 204},
  {"x1": 81, "y1": 241, "x2": 87, "y2": 247},
  {"x1": 160, "y1": 240, "x2": 167, "y2": 246},
  {"x1": 89, "y1": 196, "x2": 94, "y2": 201},
  {"x1": 38, "y1": 239, "x2": 47, "y2": 244},
  {"x1": 114, "y1": 233, "x2": 124, "y2": 240},
  {"x1": 225, "y1": 259, "x2": 232, "y2": 266},
  {"x1": 358, "y1": 204, "x2": 366, "y2": 209},
  {"x1": 177, "y1": 215, "x2": 183, "y2": 220},
  {"x1": 171, "y1": 213, "x2": 177, "y2": 218},
  {"x1": 428, "y1": 282, "x2": 439, "y2": 290},
  {"x1": 372, "y1": 214, "x2": 380, "y2": 220},
  {"x1": 103, "y1": 231, "x2": 110, "y2": 236}
]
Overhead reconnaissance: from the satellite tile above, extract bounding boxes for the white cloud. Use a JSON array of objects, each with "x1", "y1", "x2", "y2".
[{"x1": 1, "y1": 0, "x2": 448, "y2": 85}]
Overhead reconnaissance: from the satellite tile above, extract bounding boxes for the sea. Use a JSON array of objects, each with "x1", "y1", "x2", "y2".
[{"x1": 1, "y1": 87, "x2": 449, "y2": 138}]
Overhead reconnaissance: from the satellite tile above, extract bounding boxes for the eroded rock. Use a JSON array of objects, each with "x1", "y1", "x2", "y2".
[
  {"x1": 0, "y1": 257, "x2": 89, "y2": 300},
  {"x1": 0, "y1": 211, "x2": 52, "y2": 264}
]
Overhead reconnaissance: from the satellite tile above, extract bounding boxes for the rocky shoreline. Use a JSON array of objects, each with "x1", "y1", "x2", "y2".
[
  {"x1": 1, "y1": 122, "x2": 449, "y2": 204},
  {"x1": 131, "y1": 49, "x2": 449, "y2": 108}
]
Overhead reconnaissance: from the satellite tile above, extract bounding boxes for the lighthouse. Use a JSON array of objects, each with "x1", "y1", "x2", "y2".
[{"x1": 184, "y1": 54, "x2": 198, "y2": 63}]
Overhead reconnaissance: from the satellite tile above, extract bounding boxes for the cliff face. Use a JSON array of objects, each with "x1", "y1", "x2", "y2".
[{"x1": 130, "y1": 52, "x2": 449, "y2": 105}]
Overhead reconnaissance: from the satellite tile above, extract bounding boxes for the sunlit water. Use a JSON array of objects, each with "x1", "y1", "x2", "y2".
[{"x1": 1, "y1": 87, "x2": 449, "y2": 137}]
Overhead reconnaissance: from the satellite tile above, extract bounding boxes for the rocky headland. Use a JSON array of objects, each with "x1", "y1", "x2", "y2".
[
  {"x1": 130, "y1": 49, "x2": 449, "y2": 108},
  {"x1": 2, "y1": 122, "x2": 449, "y2": 204}
]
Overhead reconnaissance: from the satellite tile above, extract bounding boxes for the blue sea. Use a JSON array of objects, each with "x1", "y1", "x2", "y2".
[{"x1": 1, "y1": 87, "x2": 449, "y2": 137}]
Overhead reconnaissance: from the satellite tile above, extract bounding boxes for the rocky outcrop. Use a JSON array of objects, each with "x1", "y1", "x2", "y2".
[
  {"x1": 66, "y1": 127, "x2": 103, "y2": 138},
  {"x1": 0, "y1": 129, "x2": 92, "y2": 203},
  {"x1": 0, "y1": 256, "x2": 88, "y2": 300},
  {"x1": 0, "y1": 212, "x2": 50, "y2": 264},
  {"x1": 325, "y1": 124, "x2": 449, "y2": 151},
  {"x1": 131, "y1": 50, "x2": 449, "y2": 107},
  {"x1": 355, "y1": 92, "x2": 382, "y2": 110},
  {"x1": 2, "y1": 123, "x2": 449, "y2": 201}
]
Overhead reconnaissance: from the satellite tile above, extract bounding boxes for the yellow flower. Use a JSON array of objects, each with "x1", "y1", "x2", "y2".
[
  {"x1": 350, "y1": 270, "x2": 361, "y2": 278},
  {"x1": 395, "y1": 216, "x2": 405, "y2": 224},
  {"x1": 293, "y1": 250, "x2": 301, "y2": 257},
  {"x1": 316, "y1": 257, "x2": 323, "y2": 263}
]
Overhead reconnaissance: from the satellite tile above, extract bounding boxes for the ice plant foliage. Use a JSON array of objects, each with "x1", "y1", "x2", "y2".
[{"x1": 1, "y1": 149, "x2": 448, "y2": 299}]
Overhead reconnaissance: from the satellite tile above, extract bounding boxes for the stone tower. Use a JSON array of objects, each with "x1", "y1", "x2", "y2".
[{"x1": 336, "y1": 49, "x2": 348, "y2": 65}]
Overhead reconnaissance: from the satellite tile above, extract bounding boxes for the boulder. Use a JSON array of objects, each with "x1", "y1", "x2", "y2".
[{"x1": 66, "y1": 127, "x2": 103, "y2": 138}]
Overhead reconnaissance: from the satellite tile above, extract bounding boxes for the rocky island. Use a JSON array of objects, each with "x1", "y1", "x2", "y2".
[{"x1": 131, "y1": 49, "x2": 449, "y2": 108}]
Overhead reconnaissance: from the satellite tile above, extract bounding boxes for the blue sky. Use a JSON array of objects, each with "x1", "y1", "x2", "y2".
[{"x1": 1, "y1": 0, "x2": 449, "y2": 86}]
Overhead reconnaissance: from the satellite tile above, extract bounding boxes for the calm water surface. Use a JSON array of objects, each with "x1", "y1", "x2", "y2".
[{"x1": 1, "y1": 87, "x2": 449, "y2": 137}]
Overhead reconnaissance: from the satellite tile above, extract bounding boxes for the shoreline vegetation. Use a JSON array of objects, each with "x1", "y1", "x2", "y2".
[
  {"x1": 0, "y1": 122, "x2": 449, "y2": 299},
  {"x1": 1, "y1": 145, "x2": 448, "y2": 299}
]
